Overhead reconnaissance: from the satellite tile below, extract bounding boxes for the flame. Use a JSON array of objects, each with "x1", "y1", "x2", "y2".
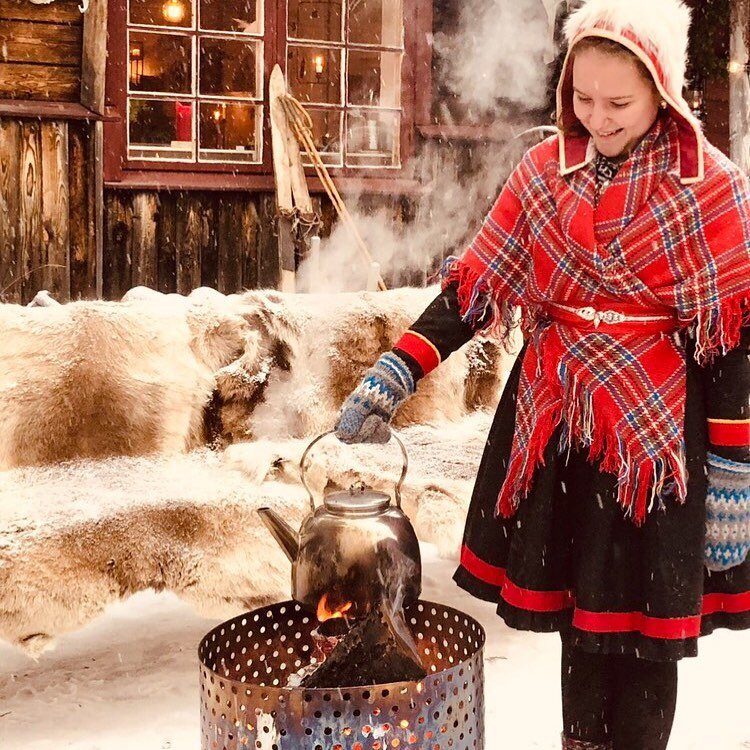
[{"x1": 317, "y1": 592, "x2": 353, "y2": 622}]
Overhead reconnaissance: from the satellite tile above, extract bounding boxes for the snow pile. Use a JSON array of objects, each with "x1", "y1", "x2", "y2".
[{"x1": 1, "y1": 548, "x2": 747, "y2": 750}]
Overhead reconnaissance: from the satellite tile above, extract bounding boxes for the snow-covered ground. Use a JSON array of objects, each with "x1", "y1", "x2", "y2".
[{"x1": 0, "y1": 545, "x2": 747, "y2": 750}]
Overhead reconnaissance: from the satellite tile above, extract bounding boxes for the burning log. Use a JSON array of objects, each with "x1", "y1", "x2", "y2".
[{"x1": 300, "y1": 604, "x2": 427, "y2": 688}]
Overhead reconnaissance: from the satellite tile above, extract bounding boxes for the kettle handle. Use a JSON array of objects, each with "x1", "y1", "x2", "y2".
[{"x1": 299, "y1": 430, "x2": 409, "y2": 512}]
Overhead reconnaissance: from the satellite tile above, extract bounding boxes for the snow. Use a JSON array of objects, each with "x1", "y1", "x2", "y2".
[{"x1": 1, "y1": 544, "x2": 748, "y2": 750}]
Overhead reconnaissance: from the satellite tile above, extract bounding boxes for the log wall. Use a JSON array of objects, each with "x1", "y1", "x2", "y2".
[
  {"x1": 101, "y1": 190, "x2": 426, "y2": 299},
  {"x1": 0, "y1": 118, "x2": 97, "y2": 303},
  {"x1": 0, "y1": 0, "x2": 83, "y2": 101}
]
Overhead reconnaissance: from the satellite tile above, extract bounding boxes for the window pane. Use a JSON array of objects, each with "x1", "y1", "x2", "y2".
[
  {"x1": 287, "y1": 45, "x2": 341, "y2": 104},
  {"x1": 348, "y1": 0, "x2": 402, "y2": 47},
  {"x1": 199, "y1": 38, "x2": 261, "y2": 98},
  {"x1": 128, "y1": 32, "x2": 192, "y2": 94},
  {"x1": 129, "y1": 98, "x2": 194, "y2": 160},
  {"x1": 200, "y1": 0, "x2": 261, "y2": 34},
  {"x1": 288, "y1": 0, "x2": 342, "y2": 42},
  {"x1": 300, "y1": 109, "x2": 342, "y2": 166},
  {"x1": 345, "y1": 109, "x2": 399, "y2": 167},
  {"x1": 130, "y1": 0, "x2": 194, "y2": 28},
  {"x1": 347, "y1": 49, "x2": 401, "y2": 107},
  {"x1": 198, "y1": 102, "x2": 261, "y2": 162}
]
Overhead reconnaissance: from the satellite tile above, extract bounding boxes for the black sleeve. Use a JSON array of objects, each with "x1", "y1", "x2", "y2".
[
  {"x1": 705, "y1": 326, "x2": 750, "y2": 462},
  {"x1": 392, "y1": 282, "x2": 488, "y2": 382}
]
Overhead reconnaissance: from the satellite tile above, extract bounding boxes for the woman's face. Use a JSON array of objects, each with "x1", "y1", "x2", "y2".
[{"x1": 572, "y1": 47, "x2": 660, "y2": 158}]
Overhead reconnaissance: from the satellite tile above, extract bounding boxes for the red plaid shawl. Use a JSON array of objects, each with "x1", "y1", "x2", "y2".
[{"x1": 444, "y1": 116, "x2": 750, "y2": 523}]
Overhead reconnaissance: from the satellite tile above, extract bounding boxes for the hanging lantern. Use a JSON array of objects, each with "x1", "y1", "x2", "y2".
[{"x1": 162, "y1": 0, "x2": 186, "y2": 24}]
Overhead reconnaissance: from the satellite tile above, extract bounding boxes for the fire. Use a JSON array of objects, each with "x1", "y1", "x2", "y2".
[{"x1": 317, "y1": 592, "x2": 353, "y2": 622}]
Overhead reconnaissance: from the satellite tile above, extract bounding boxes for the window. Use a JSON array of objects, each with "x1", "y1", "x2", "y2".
[
  {"x1": 126, "y1": 0, "x2": 264, "y2": 164},
  {"x1": 286, "y1": 0, "x2": 404, "y2": 167},
  {"x1": 105, "y1": 0, "x2": 426, "y2": 183}
]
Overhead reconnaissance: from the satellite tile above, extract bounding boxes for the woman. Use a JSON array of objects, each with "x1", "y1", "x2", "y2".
[{"x1": 335, "y1": 0, "x2": 750, "y2": 748}]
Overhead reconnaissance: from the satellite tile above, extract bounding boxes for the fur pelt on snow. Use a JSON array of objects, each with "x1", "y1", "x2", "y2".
[
  {"x1": 0, "y1": 291, "x2": 252, "y2": 469},
  {"x1": 0, "y1": 415, "x2": 489, "y2": 654},
  {"x1": 213, "y1": 287, "x2": 509, "y2": 442},
  {"x1": 0, "y1": 286, "x2": 509, "y2": 468}
]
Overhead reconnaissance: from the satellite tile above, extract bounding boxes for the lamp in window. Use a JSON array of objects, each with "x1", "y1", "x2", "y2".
[
  {"x1": 313, "y1": 54, "x2": 325, "y2": 79},
  {"x1": 129, "y1": 42, "x2": 144, "y2": 87},
  {"x1": 162, "y1": 0, "x2": 186, "y2": 24}
]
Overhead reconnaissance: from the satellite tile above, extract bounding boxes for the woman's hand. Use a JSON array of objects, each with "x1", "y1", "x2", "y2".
[{"x1": 334, "y1": 352, "x2": 416, "y2": 443}]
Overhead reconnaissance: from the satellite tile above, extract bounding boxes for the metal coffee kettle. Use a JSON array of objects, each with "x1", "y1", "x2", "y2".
[{"x1": 257, "y1": 431, "x2": 421, "y2": 616}]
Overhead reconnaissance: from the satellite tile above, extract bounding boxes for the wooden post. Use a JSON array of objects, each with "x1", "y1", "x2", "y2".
[
  {"x1": 730, "y1": 0, "x2": 750, "y2": 171},
  {"x1": 81, "y1": 0, "x2": 107, "y2": 298}
]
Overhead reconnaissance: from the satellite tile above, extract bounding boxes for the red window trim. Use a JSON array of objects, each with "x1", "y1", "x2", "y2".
[{"x1": 103, "y1": 0, "x2": 433, "y2": 190}]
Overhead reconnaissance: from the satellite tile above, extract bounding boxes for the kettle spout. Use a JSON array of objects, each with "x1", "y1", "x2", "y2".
[{"x1": 257, "y1": 507, "x2": 299, "y2": 563}]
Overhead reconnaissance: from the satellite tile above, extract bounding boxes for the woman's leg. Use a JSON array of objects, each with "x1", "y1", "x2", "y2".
[
  {"x1": 610, "y1": 655, "x2": 678, "y2": 750},
  {"x1": 560, "y1": 634, "x2": 614, "y2": 747}
]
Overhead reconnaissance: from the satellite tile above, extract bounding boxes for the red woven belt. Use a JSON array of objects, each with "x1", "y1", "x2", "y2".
[{"x1": 546, "y1": 302, "x2": 680, "y2": 334}]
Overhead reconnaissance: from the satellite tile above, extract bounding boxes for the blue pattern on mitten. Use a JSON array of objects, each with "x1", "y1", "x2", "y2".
[
  {"x1": 335, "y1": 352, "x2": 416, "y2": 444},
  {"x1": 705, "y1": 453, "x2": 750, "y2": 572}
]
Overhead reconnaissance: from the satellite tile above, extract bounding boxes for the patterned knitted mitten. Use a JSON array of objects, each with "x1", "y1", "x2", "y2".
[
  {"x1": 705, "y1": 453, "x2": 750, "y2": 572},
  {"x1": 561, "y1": 735, "x2": 613, "y2": 750},
  {"x1": 334, "y1": 352, "x2": 416, "y2": 444}
]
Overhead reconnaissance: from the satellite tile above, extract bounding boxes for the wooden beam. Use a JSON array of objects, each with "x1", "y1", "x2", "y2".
[
  {"x1": 130, "y1": 191, "x2": 159, "y2": 289},
  {"x1": 0, "y1": 62, "x2": 80, "y2": 101},
  {"x1": 106, "y1": 171, "x2": 428, "y2": 195},
  {"x1": 69, "y1": 121, "x2": 97, "y2": 299},
  {"x1": 176, "y1": 193, "x2": 202, "y2": 294},
  {"x1": 0, "y1": 0, "x2": 82, "y2": 24},
  {"x1": 19, "y1": 121, "x2": 42, "y2": 303},
  {"x1": 0, "y1": 100, "x2": 104, "y2": 120},
  {"x1": 0, "y1": 20, "x2": 82, "y2": 66},
  {"x1": 0, "y1": 120, "x2": 20, "y2": 303},
  {"x1": 80, "y1": 0, "x2": 107, "y2": 115},
  {"x1": 40, "y1": 121, "x2": 70, "y2": 300}
]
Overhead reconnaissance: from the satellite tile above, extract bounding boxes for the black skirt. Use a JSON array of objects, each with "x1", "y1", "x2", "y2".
[{"x1": 453, "y1": 341, "x2": 750, "y2": 662}]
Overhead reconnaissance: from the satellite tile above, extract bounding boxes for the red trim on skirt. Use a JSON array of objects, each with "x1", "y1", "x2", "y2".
[
  {"x1": 459, "y1": 545, "x2": 750, "y2": 640},
  {"x1": 707, "y1": 418, "x2": 750, "y2": 447}
]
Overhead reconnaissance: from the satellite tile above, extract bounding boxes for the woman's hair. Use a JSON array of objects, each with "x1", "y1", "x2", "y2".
[
  {"x1": 572, "y1": 36, "x2": 656, "y2": 86},
  {"x1": 557, "y1": 36, "x2": 660, "y2": 135}
]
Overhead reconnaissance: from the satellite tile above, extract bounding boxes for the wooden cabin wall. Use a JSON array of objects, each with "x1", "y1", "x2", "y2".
[
  {"x1": 0, "y1": 118, "x2": 97, "y2": 304},
  {"x1": 0, "y1": 0, "x2": 83, "y2": 101},
  {"x1": 102, "y1": 191, "x2": 336, "y2": 299},
  {"x1": 100, "y1": 190, "x2": 419, "y2": 299}
]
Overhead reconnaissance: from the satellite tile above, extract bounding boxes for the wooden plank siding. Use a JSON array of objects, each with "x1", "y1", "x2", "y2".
[
  {"x1": 0, "y1": 0, "x2": 82, "y2": 102},
  {"x1": 102, "y1": 191, "x2": 271, "y2": 299},
  {"x1": 0, "y1": 118, "x2": 97, "y2": 304},
  {"x1": 99, "y1": 189, "x2": 415, "y2": 300}
]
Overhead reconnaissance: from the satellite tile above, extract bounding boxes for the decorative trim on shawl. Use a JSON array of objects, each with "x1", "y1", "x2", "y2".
[
  {"x1": 494, "y1": 352, "x2": 689, "y2": 526},
  {"x1": 440, "y1": 255, "x2": 523, "y2": 352}
]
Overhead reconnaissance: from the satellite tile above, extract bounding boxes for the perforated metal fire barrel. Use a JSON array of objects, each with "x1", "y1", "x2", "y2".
[{"x1": 199, "y1": 599, "x2": 485, "y2": 750}]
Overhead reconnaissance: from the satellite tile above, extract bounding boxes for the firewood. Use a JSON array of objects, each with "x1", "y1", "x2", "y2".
[{"x1": 301, "y1": 605, "x2": 426, "y2": 688}]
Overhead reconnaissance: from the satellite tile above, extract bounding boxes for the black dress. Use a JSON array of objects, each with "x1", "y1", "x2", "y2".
[
  {"x1": 452, "y1": 334, "x2": 750, "y2": 662},
  {"x1": 395, "y1": 287, "x2": 750, "y2": 663}
]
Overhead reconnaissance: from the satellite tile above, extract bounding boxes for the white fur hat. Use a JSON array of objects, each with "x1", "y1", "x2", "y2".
[
  {"x1": 564, "y1": 0, "x2": 692, "y2": 99},
  {"x1": 556, "y1": 0, "x2": 704, "y2": 184}
]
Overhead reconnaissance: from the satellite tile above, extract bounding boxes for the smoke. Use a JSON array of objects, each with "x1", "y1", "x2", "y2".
[
  {"x1": 296, "y1": 0, "x2": 560, "y2": 294},
  {"x1": 433, "y1": 0, "x2": 552, "y2": 120}
]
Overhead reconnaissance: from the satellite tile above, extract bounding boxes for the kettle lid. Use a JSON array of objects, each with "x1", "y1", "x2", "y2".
[{"x1": 323, "y1": 482, "x2": 391, "y2": 516}]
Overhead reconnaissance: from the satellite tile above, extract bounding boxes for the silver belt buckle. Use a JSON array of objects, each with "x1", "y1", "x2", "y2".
[{"x1": 575, "y1": 306, "x2": 626, "y2": 328}]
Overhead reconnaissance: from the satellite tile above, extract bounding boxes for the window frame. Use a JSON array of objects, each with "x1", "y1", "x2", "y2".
[{"x1": 103, "y1": 0, "x2": 431, "y2": 188}]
